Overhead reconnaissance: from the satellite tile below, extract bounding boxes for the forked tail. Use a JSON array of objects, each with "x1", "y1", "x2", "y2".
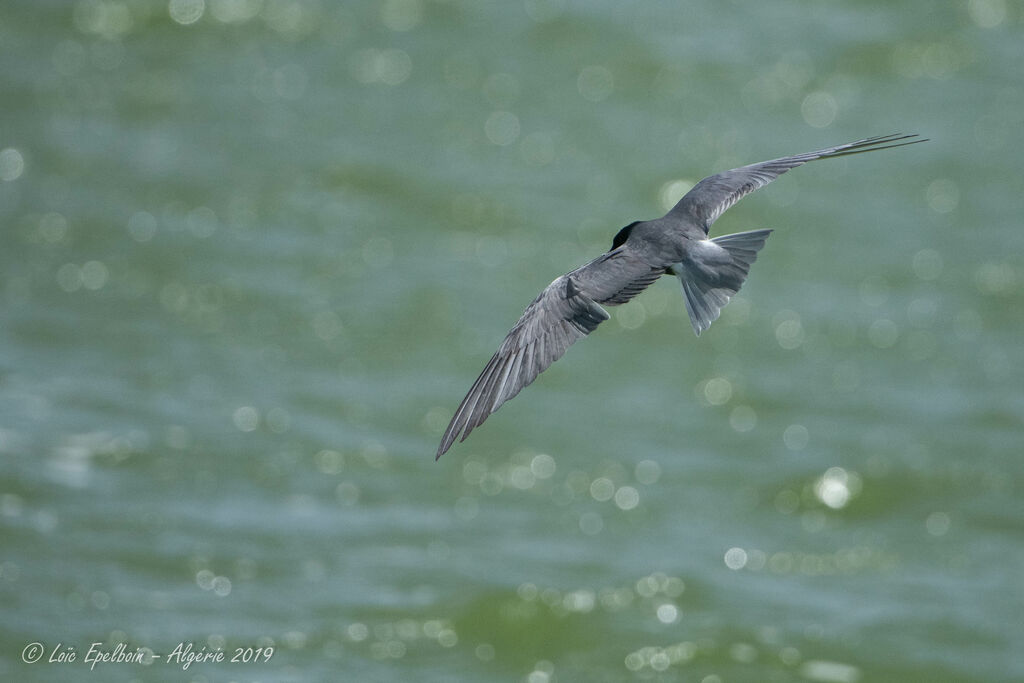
[{"x1": 676, "y1": 229, "x2": 773, "y2": 335}]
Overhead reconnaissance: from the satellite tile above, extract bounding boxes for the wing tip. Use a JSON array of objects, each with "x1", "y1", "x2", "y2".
[
  {"x1": 822, "y1": 133, "x2": 928, "y2": 159},
  {"x1": 436, "y1": 427, "x2": 463, "y2": 460},
  {"x1": 436, "y1": 412, "x2": 467, "y2": 460}
]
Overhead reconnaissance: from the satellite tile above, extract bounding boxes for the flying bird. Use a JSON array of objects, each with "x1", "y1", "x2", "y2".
[{"x1": 437, "y1": 133, "x2": 925, "y2": 458}]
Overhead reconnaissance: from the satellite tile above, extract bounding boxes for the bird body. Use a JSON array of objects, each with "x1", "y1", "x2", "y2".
[{"x1": 437, "y1": 134, "x2": 925, "y2": 458}]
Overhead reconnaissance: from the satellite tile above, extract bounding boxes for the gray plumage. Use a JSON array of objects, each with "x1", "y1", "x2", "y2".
[{"x1": 437, "y1": 133, "x2": 925, "y2": 458}]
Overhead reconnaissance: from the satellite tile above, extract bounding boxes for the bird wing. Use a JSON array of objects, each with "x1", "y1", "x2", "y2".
[
  {"x1": 437, "y1": 248, "x2": 663, "y2": 458},
  {"x1": 668, "y1": 133, "x2": 924, "y2": 232}
]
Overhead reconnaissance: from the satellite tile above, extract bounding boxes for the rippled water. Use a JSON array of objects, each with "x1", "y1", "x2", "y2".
[{"x1": 2, "y1": 1, "x2": 1022, "y2": 681}]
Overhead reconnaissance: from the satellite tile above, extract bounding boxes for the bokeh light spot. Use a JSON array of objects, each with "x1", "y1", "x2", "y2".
[
  {"x1": 530, "y1": 453, "x2": 556, "y2": 479},
  {"x1": 925, "y1": 179, "x2": 959, "y2": 213},
  {"x1": 40, "y1": 213, "x2": 68, "y2": 243},
  {"x1": 0, "y1": 148, "x2": 25, "y2": 181},
  {"x1": 484, "y1": 111, "x2": 520, "y2": 146},
  {"x1": 634, "y1": 459, "x2": 661, "y2": 485},
  {"x1": 974, "y1": 262, "x2": 1014, "y2": 294},
  {"x1": 783, "y1": 424, "x2": 809, "y2": 451},
  {"x1": 659, "y1": 179, "x2": 694, "y2": 212},
  {"x1": 81, "y1": 261, "x2": 109, "y2": 290},
  {"x1": 315, "y1": 449, "x2": 344, "y2": 475},
  {"x1": 724, "y1": 547, "x2": 748, "y2": 570},
  {"x1": 195, "y1": 569, "x2": 215, "y2": 589},
  {"x1": 703, "y1": 377, "x2": 732, "y2": 405},
  {"x1": 232, "y1": 406, "x2": 259, "y2": 432},
  {"x1": 799, "y1": 660, "x2": 861, "y2": 683},
  {"x1": 169, "y1": 0, "x2": 205, "y2": 25},
  {"x1": 801, "y1": 92, "x2": 837, "y2": 128},
  {"x1": 774, "y1": 311, "x2": 804, "y2": 349},
  {"x1": 650, "y1": 651, "x2": 670, "y2": 671},
  {"x1": 925, "y1": 511, "x2": 951, "y2": 536},
  {"x1": 814, "y1": 467, "x2": 861, "y2": 510},
  {"x1": 968, "y1": 0, "x2": 1007, "y2": 27},
  {"x1": 656, "y1": 603, "x2": 679, "y2": 624},
  {"x1": 509, "y1": 466, "x2": 536, "y2": 490},
  {"x1": 590, "y1": 477, "x2": 614, "y2": 502},
  {"x1": 211, "y1": 575, "x2": 232, "y2": 596},
  {"x1": 729, "y1": 405, "x2": 757, "y2": 432},
  {"x1": 347, "y1": 623, "x2": 369, "y2": 641},
  {"x1": 614, "y1": 486, "x2": 639, "y2": 510}
]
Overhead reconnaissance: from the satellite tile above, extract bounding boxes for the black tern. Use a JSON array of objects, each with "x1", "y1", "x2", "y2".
[{"x1": 437, "y1": 133, "x2": 925, "y2": 459}]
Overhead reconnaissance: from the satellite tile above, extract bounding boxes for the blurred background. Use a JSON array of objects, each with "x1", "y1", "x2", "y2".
[{"x1": 1, "y1": 0, "x2": 1022, "y2": 681}]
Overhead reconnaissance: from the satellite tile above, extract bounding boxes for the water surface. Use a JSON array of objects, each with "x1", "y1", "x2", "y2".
[{"x1": 1, "y1": 1, "x2": 1022, "y2": 681}]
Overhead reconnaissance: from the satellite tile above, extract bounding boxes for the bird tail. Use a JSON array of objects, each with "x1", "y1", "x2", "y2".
[{"x1": 676, "y1": 229, "x2": 772, "y2": 336}]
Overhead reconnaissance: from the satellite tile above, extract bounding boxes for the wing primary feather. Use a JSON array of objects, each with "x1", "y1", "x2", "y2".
[
  {"x1": 520, "y1": 341, "x2": 537, "y2": 389},
  {"x1": 670, "y1": 134, "x2": 926, "y2": 230},
  {"x1": 470, "y1": 352, "x2": 512, "y2": 433},
  {"x1": 442, "y1": 349, "x2": 506, "y2": 453},
  {"x1": 448, "y1": 366, "x2": 491, "y2": 444},
  {"x1": 498, "y1": 347, "x2": 525, "y2": 404},
  {"x1": 819, "y1": 137, "x2": 928, "y2": 159},
  {"x1": 535, "y1": 334, "x2": 547, "y2": 370},
  {"x1": 493, "y1": 349, "x2": 520, "y2": 408}
]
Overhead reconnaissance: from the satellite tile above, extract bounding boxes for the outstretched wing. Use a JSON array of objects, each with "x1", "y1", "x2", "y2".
[
  {"x1": 437, "y1": 248, "x2": 663, "y2": 458},
  {"x1": 669, "y1": 133, "x2": 925, "y2": 232}
]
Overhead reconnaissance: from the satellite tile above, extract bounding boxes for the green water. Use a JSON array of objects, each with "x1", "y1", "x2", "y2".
[{"x1": 2, "y1": 1, "x2": 1022, "y2": 681}]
